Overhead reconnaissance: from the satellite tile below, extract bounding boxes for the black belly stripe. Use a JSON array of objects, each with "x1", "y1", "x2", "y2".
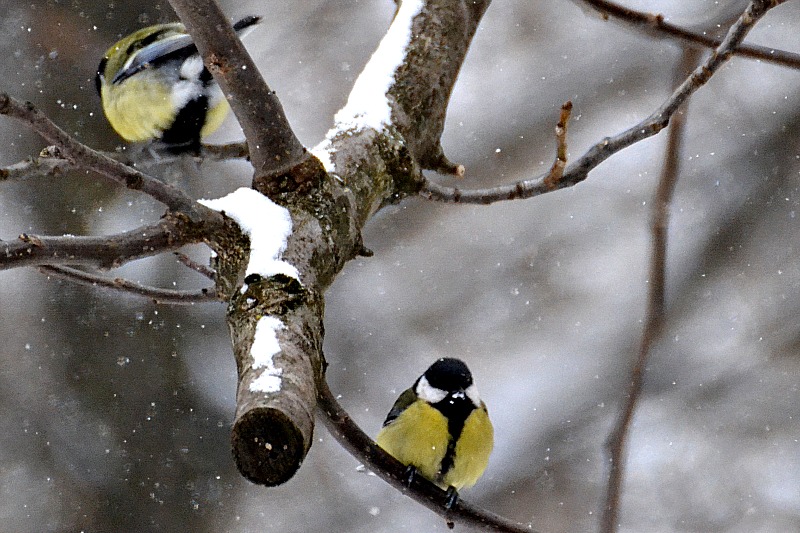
[
  {"x1": 432, "y1": 395, "x2": 475, "y2": 481},
  {"x1": 160, "y1": 95, "x2": 209, "y2": 150}
]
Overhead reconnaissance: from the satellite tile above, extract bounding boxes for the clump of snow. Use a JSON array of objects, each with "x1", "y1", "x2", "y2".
[
  {"x1": 249, "y1": 316, "x2": 284, "y2": 393},
  {"x1": 199, "y1": 187, "x2": 300, "y2": 284},
  {"x1": 311, "y1": 0, "x2": 424, "y2": 171}
]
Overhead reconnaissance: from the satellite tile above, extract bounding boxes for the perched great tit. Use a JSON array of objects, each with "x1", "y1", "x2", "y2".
[
  {"x1": 95, "y1": 15, "x2": 261, "y2": 151},
  {"x1": 376, "y1": 357, "x2": 493, "y2": 506}
]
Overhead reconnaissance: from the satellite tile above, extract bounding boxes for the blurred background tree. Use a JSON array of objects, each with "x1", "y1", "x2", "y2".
[{"x1": 1, "y1": 1, "x2": 799, "y2": 531}]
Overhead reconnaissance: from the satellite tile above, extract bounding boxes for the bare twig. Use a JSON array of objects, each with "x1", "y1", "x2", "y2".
[
  {"x1": 174, "y1": 252, "x2": 216, "y2": 280},
  {"x1": 420, "y1": 0, "x2": 786, "y2": 205},
  {"x1": 578, "y1": 0, "x2": 800, "y2": 70},
  {"x1": 0, "y1": 142, "x2": 248, "y2": 182},
  {"x1": 0, "y1": 152, "x2": 73, "y2": 181},
  {"x1": 599, "y1": 46, "x2": 701, "y2": 533},
  {"x1": 543, "y1": 101, "x2": 573, "y2": 190},
  {"x1": 317, "y1": 378, "x2": 537, "y2": 533},
  {"x1": 40, "y1": 265, "x2": 220, "y2": 304},
  {"x1": 200, "y1": 142, "x2": 249, "y2": 161},
  {"x1": 0, "y1": 93, "x2": 213, "y2": 219}
]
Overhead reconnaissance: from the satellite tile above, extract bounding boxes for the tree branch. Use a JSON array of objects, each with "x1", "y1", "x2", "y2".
[
  {"x1": 0, "y1": 217, "x2": 214, "y2": 271},
  {"x1": 174, "y1": 251, "x2": 216, "y2": 280},
  {"x1": 0, "y1": 93, "x2": 213, "y2": 219},
  {"x1": 317, "y1": 379, "x2": 537, "y2": 533},
  {"x1": 39, "y1": 265, "x2": 219, "y2": 304},
  {"x1": 0, "y1": 143, "x2": 248, "y2": 183},
  {"x1": 167, "y1": 0, "x2": 313, "y2": 184},
  {"x1": 600, "y1": 46, "x2": 699, "y2": 533},
  {"x1": 543, "y1": 101, "x2": 573, "y2": 190},
  {"x1": 183, "y1": 0, "x2": 497, "y2": 487},
  {"x1": 578, "y1": 0, "x2": 800, "y2": 70},
  {"x1": 419, "y1": 0, "x2": 788, "y2": 204},
  {"x1": 388, "y1": 0, "x2": 492, "y2": 172}
]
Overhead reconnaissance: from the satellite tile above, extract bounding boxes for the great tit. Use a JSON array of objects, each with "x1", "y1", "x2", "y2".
[
  {"x1": 95, "y1": 15, "x2": 261, "y2": 151},
  {"x1": 376, "y1": 357, "x2": 493, "y2": 506}
]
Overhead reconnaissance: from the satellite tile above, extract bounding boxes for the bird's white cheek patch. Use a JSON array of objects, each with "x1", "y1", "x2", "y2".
[
  {"x1": 465, "y1": 384, "x2": 481, "y2": 406},
  {"x1": 416, "y1": 376, "x2": 448, "y2": 404}
]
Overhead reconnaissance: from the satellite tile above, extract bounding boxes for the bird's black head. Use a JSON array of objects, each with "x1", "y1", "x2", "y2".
[{"x1": 423, "y1": 357, "x2": 473, "y2": 393}]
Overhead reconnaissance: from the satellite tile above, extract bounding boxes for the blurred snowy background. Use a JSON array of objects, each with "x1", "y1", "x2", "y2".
[{"x1": 1, "y1": 1, "x2": 799, "y2": 531}]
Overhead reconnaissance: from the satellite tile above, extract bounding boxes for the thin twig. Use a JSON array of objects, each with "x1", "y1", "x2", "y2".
[
  {"x1": 200, "y1": 142, "x2": 249, "y2": 161},
  {"x1": 0, "y1": 153, "x2": 72, "y2": 181},
  {"x1": 420, "y1": 0, "x2": 786, "y2": 205},
  {"x1": 174, "y1": 252, "x2": 216, "y2": 280},
  {"x1": 40, "y1": 265, "x2": 220, "y2": 304},
  {"x1": 599, "y1": 46, "x2": 701, "y2": 533},
  {"x1": 543, "y1": 101, "x2": 573, "y2": 190},
  {"x1": 316, "y1": 379, "x2": 538, "y2": 533},
  {"x1": 0, "y1": 142, "x2": 249, "y2": 182},
  {"x1": 578, "y1": 0, "x2": 800, "y2": 70}
]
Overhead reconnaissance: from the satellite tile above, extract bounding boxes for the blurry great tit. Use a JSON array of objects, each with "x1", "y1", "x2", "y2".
[
  {"x1": 376, "y1": 357, "x2": 494, "y2": 506},
  {"x1": 95, "y1": 15, "x2": 261, "y2": 151}
]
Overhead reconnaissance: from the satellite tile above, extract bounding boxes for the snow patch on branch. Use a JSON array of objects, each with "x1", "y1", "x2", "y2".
[
  {"x1": 249, "y1": 316, "x2": 284, "y2": 393},
  {"x1": 312, "y1": 0, "x2": 424, "y2": 171},
  {"x1": 199, "y1": 187, "x2": 300, "y2": 285}
]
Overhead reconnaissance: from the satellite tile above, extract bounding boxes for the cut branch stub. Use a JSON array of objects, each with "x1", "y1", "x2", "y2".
[{"x1": 226, "y1": 273, "x2": 322, "y2": 486}]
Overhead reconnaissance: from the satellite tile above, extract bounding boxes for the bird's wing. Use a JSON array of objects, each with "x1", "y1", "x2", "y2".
[
  {"x1": 111, "y1": 33, "x2": 196, "y2": 84},
  {"x1": 382, "y1": 388, "x2": 417, "y2": 427}
]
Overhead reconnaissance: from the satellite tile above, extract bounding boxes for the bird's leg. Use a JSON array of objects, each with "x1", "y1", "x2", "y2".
[
  {"x1": 444, "y1": 486, "x2": 459, "y2": 510},
  {"x1": 403, "y1": 465, "x2": 418, "y2": 488}
]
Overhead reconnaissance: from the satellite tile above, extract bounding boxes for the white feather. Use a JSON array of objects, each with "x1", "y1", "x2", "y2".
[{"x1": 415, "y1": 375, "x2": 447, "y2": 404}]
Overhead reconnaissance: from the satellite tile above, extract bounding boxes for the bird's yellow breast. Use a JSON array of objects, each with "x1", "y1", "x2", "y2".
[
  {"x1": 101, "y1": 74, "x2": 177, "y2": 142},
  {"x1": 376, "y1": 401, "x2": 493, "y2": 490},
  {"x1": 100, "y1": 71, "x2": 229, "y2": 143},
  {"x1": 444, "y1": 405, "x2": 494, "y2": 489},
  {"x1": 376, "y1": 401, "x2": 449, "y2": 484}
]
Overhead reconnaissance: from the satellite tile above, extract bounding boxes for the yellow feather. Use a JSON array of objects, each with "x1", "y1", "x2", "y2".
[
  {"x1": 101, "y1": 73, "x2": 176, "y2": 142},
  {"x1": 376, "y1": 401, "x2": 449, "y2": 484},
  {"x1": 444, "y1": 405, "x2": 493, "y2": 489},
  {"x1": 376, "y1": 400, "x2": 493, "y2": 490}
]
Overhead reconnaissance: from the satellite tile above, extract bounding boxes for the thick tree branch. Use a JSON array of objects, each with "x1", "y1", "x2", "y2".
[
  {"x1": 317, "y1": 379, "x2": 537, "y2": 533},
  {"x1": 420, "y1": 0, "x2": 788, "y2": 204},
  {"x1": 167, "y1": 0, "x2": 312, "y2": 183},
  {"x1": 578, "y1": 0, "x2": 800, "y2": 70},
  {"x1": 177, "y1": 0, "x2": 496, "y2": 487}
]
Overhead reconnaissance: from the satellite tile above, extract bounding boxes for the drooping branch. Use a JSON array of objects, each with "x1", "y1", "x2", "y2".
[
  {"x1": 578, "y1": 0, "x2": 800, "y2": 70},
  {"x1": 420, "y1": 0, "x2": 790, "y2": 204},
  {"x1": 317, "y1": 379, "x2": 537, "y2": 533}
]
